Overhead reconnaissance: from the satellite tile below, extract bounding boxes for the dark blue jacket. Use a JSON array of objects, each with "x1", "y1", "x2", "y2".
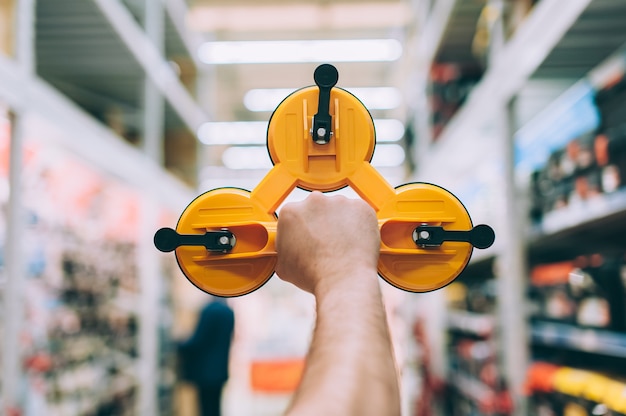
[{"x1": 178, "y1": 300, "x2": 235, "y2": 386}]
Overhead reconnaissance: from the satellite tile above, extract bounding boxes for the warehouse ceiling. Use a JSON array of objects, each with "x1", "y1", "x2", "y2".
[
  {"x1": 32, "y1": 0, "x2": 626, "y2": 187},
  {"x1": 186, "y1": 0, "x2": 419, "y2": 189},
  {"x1": 186, "y1": 0, "x2": 414, "y2": 122}
]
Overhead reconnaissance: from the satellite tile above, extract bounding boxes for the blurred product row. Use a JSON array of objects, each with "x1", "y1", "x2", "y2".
[{"x1": 427, "y1": 4, "x2": 626, "y2": 412}]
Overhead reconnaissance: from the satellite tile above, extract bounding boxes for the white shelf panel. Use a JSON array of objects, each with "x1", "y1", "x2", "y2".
[
  {"x1": 0, "y1": 53, "x2": 194, "y2": 211},
  {"x1": 447, "y1": 310, "x2": 496, "y2": 337},
  {"x1": 92, "y1": 0, "x2": 207, "y2": 133},
  {"x1": 164, "y1": 0, "x2": 203, "y2": 67},
  {"x1": 532, "y1": 188, "x2": 626, "y2": 238},
  {"x1": 531, "y1": 321, "x2": 626, "y2": 358},
  {"x1": 419, "y1": 0, "x2": 593, "y2": 180}
]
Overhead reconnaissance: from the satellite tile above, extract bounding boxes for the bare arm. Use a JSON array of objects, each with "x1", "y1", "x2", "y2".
[{"x1": 275, "y1": 192, "x2": 401, "y2": 416}]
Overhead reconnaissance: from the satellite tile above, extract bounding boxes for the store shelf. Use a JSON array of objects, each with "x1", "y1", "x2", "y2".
[
  {"x1": 447, "y1": 310, "x2": 496, "y2": 337},
  {"x1": 531, "y1": 321, "x2": 626, "y2": 358},
  {"x1": 3, "y1": 2, "x2": 203, "y2": 413},
  {"x1": 0, "y1": 53, "x2": 194, "y2": 211},
  {"x1": 36, "y1": 0, "x2": 206, "y2": 137},
  {"x1": 419, "y1": 0, "x2": 593, "y2": 182},
  {"x1": 92, "y1": 0, "x2": 205, "y2": 130},
  {"x1": 529, "y1": 188, "x2": 626, "y2": 257}
]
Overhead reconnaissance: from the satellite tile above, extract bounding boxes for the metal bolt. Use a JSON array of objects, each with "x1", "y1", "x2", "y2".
[
  {"x1": 419, "y1": 230, "x2": 430, "y2": 240},
  {"x1": 219, "y1": 236, "x2": 230, "y2": 245}
]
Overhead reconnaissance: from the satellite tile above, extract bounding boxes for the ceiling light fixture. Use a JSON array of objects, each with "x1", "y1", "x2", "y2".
[
  {"x1": 197, "y1": 39, "x2": 403, "y2": 65},
  {"x1": 244, "y1": 87, "x2": 402, "y2": 111},
  {"x1": 198, "y1": 119, "x2": 405, "y2": 145},
  {"x1": 188, "y1": 3, "x2": 412, "y2": 32}
]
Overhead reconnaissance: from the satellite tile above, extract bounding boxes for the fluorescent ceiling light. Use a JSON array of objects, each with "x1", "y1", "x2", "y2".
[
  {"x1": 188, "y1": 3, "x2": 412, "y2": 32},
  {"x1": 244, "y1": 87, "x2": 402, "y2": 112},
  {"x1": 371, "y1": 144, "x2": 405, "y2": 167},
  {"x1": 222, "y1": 144, "x2": 405, "y2": 170},
  {"x1": 198, "y1": 121, "x2": 268, "y2": 145},
  {"x1": 198, "y1": 119, "x2": 404, "y2": 145},
  {"x1": 374, "y1": 119, "x2": 405, "y2": 142},
  {"x1": 197, "y1": 39, "x2": 402, "y2": 64},
  {"x1": 222, "y1": 147, "x2": 273, "y2": 170}
]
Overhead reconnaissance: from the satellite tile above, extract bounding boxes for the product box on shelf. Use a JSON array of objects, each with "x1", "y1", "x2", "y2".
[
  {"x1": 526, "y1": 362, "x2": 626, "y2": 416},
  {"x1": 529, "y1": 253, "x2": 626, "y2": 332},
  {"x1": 529, "y1": 73, "x2": 626, "y2": 225},
  {"x1": 429, "y1": 63, "x2": 482, "y2": 140},
  {"x1": 444, "y1": 274, "x2": 514, "y2": 416},
  {"x1": 529, "y1": 129, "x2": 626, "y2": 225}
]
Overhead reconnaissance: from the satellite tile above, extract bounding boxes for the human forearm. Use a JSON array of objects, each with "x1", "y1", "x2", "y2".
[
  {"x1": 285, "y1": 267, "x2": 401, "y2": 416},
  {"x1": 275, "y1": 193, "x2": 400, "y2": 415}
]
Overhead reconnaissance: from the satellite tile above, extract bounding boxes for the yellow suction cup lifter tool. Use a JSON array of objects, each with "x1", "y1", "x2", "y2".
[{"x1": 154, "y1": 64, "x2": 495, "y2": 297}]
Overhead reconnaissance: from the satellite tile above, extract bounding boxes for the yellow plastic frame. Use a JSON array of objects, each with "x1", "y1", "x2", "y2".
[{"x1": 173, "y1": 84, "x2": 475, "y2": 296}]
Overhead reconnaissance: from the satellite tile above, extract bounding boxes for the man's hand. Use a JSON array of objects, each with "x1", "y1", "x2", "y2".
[
  {"x1": 275, "y1": 191, "x2": 380, "y2": 295},
  {"x1": 274, "y1": 191, "x2": 401, "y2": 415}
]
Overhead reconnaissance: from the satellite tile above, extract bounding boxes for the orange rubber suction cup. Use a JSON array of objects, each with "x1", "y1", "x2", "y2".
[
  {"x1": 377, "y1": 183, "x2": 477, "y2": 292},
  {"x1": 155, "y1": 188, "x2": 277, "y2": 297}
]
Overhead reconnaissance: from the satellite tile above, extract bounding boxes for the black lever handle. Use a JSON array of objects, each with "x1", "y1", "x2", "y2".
[
  {"x1": 312, "y1": 64, "x2": 339, "y2": 144},
  {"x1": 413, "y1": 224, "x2": 495, "y2": 249},
  {"x1": 154, "y1": 227, "x2": 235, "y2": 253}
]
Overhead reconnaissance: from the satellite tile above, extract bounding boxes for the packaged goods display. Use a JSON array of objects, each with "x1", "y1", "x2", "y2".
[
  {"x1": 429, "y1": 63, "x2": 482, "y2": 140},
  {"x1": 528, "y1": 254, "x2": 626, "y2": 331},
  {"x1": 443, "y1": 266, "x2": 514, "y2": 416},
  {"x1": 530, "y1": 73, "x2": 626, "y2": 225},
  {"x1": 0, "y1": 133, "x2": 176, "y2": 415},
  {"x1": 14, "y1": 138, "x2": 140, "y2": 414},
  {"x1": 526, "y1": 362, "x2": 626, "y2": 416},
  {"x1": 523, "y1": 50, "x2": 626, "y2": 415}
]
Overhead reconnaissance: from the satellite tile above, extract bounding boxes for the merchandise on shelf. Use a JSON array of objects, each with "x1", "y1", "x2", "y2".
[
  {"x1": 526, "y1": 362, "x2": 626, "y2": 415},
  {"x1": 429, "y1": 63, "x2": 482, "y2": 140},
  {"x1": 530, "y1": 73, "x2": 626, "y2": 224},
  {"x1": 528, "y1": 253, "x2": 626, "y2": 332},
  {"x1": 5, "y1": 130, "x2": 178, "y2": 415},
  {"x1": 443, "y1": 274, "x2": 514, "y2": 416},
  {"x1": 595, "y1": 73, "x2": 626, "y2": 196}
]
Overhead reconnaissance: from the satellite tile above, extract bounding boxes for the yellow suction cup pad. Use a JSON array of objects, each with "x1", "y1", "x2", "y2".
[
  {"x1": 267, "y1": 86, "x2": 375, "y2": 191},
  {"x1": 174, "y1": 188, "x2": 277, "y2": 297},
  {"x1": 155, "y1": 64, "x2": 494, "y2": 297},
  {"x1": 377, "y1": 183, "x2": 474, "y2": 292}
]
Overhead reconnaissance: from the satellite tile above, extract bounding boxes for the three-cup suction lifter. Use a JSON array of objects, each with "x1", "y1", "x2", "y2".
[{"x1": 154, "y1": 64, "x2": 495, "y2": 297}]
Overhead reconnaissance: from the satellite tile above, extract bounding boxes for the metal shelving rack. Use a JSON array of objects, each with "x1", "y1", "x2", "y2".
[
  {"x1": 408, "y1": 0, "x2": 626, "y2": 414},
  {"x1": 0, "y1": 0, "x2": 203, "y2": 413}
]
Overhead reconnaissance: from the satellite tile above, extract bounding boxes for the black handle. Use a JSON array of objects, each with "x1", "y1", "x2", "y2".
[
  {"x1": 312, "y1": 64, "x2": 339, "y2": 144},
  {"x1": 413, "y1": 224, "x2": 495, "y2": 249},
  {"x1": 154, "y1": 227, "x2": 235, "y2": 253}
]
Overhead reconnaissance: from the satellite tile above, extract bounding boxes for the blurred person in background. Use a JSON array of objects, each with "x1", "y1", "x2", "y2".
[{"x1": 178, "y1": 297, "x2": 234, "y2": 416}]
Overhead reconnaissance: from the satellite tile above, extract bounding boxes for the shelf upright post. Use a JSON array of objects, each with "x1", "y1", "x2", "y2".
[
  {"x1": 411, "y1": 0, "x2": 456, "y2": 169},
  {"x1": 142, "y1": 0, "x2": 165, "y2": 164},
  {"x1": 136, "y1": 1, "x2": 166, "y2": 414},
  {"x1": 137, "y1": 195, "x2": 161, "y2": 416},
  {"x1": 495, "y1": 96, "x2": 529, "y2": 415},
  {"x1": 404, "y1": 0, "x2": 458, "y2": 391},
  {"x1": 195, "y1": 32, "x2": 218, "y2": 187},
  {"x1": 1, "y1": 0, "x2": 34, "y2": 412},
  {"x1": 489, "y1": 1, "x2": 529, "y2": 411}
]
